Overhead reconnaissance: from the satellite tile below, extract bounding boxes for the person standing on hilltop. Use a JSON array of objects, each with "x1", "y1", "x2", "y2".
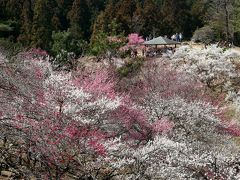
[
  {"x1": 176, "y1": 33, "x2": 179, "y2": 42},
  {"x1": 171, "y1": 34, "x2": 176, "y2": 41},
  {"x1": 179, "y1": 33, "x2": 183, "y2": 42}
]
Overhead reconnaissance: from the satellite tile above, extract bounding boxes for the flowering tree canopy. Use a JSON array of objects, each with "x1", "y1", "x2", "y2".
[
  {"x1": 1, "y1": 48, "x2": 240, "y2": 179},
  {"x1": 120, "y1": 33, "x2": 145, "y2": 52},
  {"x1": 171, "y1": 45, "x2": 240, "y2": 92}
]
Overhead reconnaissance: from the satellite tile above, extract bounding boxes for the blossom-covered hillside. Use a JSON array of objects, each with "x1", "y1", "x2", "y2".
[{"x1": 1, "y1": 46, "x2": 240, "y2": 179}]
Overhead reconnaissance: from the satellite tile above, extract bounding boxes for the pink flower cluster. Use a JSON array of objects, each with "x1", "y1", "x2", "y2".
[
  {"x1": 127, "y1": 33, "x2": 145, "y2": 46},
  {"x1": 120, "y1": 33, "x2": 145, "y2": 52}
]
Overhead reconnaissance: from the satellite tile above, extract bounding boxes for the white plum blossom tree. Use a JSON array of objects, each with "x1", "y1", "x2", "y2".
[
  {"x1": 97, "y1": 59, "x2": 240, "y2": 179},
  {"x1": 171, "y1": 45, "x2": 240, "y2": 92}
]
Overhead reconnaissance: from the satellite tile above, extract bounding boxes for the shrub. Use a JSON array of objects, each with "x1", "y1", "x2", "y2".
[
  {"x1": 117, "y1": 57, "x2": 144, "y2": 77},
  {"x1": 192, "y1": 26, "x2": 215, "y2": 44},
  {"x1": 51, "y1": 30, "x2": 87, "y2": 56},
  {"x1": 90, "y1": 31, "x2": 125, "y2": 60},
  {"x1": 51, "y1": 31, "x2": 87, "y2": 69}
]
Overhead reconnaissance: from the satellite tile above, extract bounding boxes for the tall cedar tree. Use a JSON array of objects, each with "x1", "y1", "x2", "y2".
[
  {"x1": 207, "y1": 0, "x2": 235, "y2": 41},
  {"x1": 67, "y1": 0, "x2": 92, "y2": 40},
  {"x1": 54, "y1": 0, "x2": 74, "y2": 30},
  {"x1": 31, "y1": 0, "x2": 53, "y2": 50},
  {"x1": 190, "y1": 0, "x2": 207, "y2": 30},
  {"x1": 5, "y1": 0, "x2": 22, "y2": 20},
  {"x1": 161, "y1": 0, "x2": 192, "y2": 38},
  {"x1": 233, "y1": 0, "x2": 240, "y2": 31},
  {"x1": 142, "y1": 0, "x2": 160, "y2": 37},
  {"x1": 18, "y1": 0, "x2": 33, "y2": 45},
  {"x1": 115, "y1": 0, "x2": 137, "y2": 34},
  {"x1": 131, "y1": 2, "x2": 144, "y2": 34},
  {"x1": 90, "y1": 0, "x2": 116, "y2": 44}
]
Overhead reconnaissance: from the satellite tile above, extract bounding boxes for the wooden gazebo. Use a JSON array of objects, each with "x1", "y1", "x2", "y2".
[{"x1": 143, "y1": 36, "x2": 180, "y2": 48}]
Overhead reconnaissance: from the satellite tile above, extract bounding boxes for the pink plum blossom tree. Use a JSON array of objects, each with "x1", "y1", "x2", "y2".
[{"x1": 120, "y1": 33, "x2": 145, "y2": 55}]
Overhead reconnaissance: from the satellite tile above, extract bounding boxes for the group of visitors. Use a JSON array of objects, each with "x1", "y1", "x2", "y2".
[{"x1": 171, "y1": 33, "x2": 183, "y2": 42}]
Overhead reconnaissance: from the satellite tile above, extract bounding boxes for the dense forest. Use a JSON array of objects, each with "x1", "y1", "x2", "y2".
[{"x1": 0, "y1": 0, "x2": 240, "y2": 53}]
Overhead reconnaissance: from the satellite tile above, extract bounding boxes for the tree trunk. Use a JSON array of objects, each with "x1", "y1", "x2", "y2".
[{"x1": 224, "y1": 0, "x2": 230, "y2": 41}]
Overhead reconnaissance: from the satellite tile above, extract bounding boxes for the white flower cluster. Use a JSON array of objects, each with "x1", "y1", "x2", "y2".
[
  {"x1": 43, "y1": 73, "x2": 121, "y2": 125},
  {"x1": 102, "y1": 133, "x2": 240, "y2": 179},
  {"x1": 0, "y1": 52, "x2": 7, "y2": 65},
  {"x1": 171, "y1": 45, "x2": 240, "y2": 91},
  {"x1": 141, "y1": 95, "x2": 220, "y2": 143},
  {"x1": 95, "y1": 93, "x2": 240, "y2": 179},
  {"x1": 171, "y1": 45, "x2": 240, "y2": 119}
]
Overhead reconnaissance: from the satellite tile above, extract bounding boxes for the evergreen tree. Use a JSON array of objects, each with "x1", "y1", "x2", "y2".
[
  {"x1": 161, "y1": 0, "x2": 192, "y2": 38},
  {"x1": 31, "y1": 0, "x2": 53, "y2": 49},
  {"x1": 49, "y1": 0, "x2": 62, "y2": 31},
  {"x1": 67, "y1": 0, "x2": 92, "y2": 40},
  {"x1": 18, "y1": 0, "x2": 33, "y2": 45},
  {"x1": 115, "y1": 0, "x2": 137, "y2": 34},
  {"x1": 55, "y1": 0, "x2": 74, "y2": 30},
  {"x1": 90, "y1": 0, "x2": 117, "y2": 42},
  {"x1": 0, "y1": 0, "x2": 6, "y2": 19},
  {"x1": 190, "y1": 0, "x2": 207, "y2": 30},
  {"x1": 233, "y1": 0, "x2": 240, "y2": 32},
  {"x1": 142, "y1": 0, "x2": 159, "y2": 37},
  {"x1": 5, "y1": 0, "x2": 23, "y2": 20},
  {"x1": 131, "y1": 2, "x2": 144, "y2": 34},
  {"x1": 207, "y1": 0, "x2": 235, "y2": 41}
]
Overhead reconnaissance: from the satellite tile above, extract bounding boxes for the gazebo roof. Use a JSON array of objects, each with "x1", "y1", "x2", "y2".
[{"x1": 143, "y1": 36, "x2": 180, "y2": 45}]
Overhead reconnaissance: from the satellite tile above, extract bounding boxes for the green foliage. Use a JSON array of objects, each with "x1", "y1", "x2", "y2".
[
  {"x1": 118, "y1": 57, "x2": 144, "y2": 77},
  {"x1": 90, "y1": 16, "x2": 125, "y2": 58},
  {"x1": 52, "y1": 30, "x2": 87, "y2": 56},
  {"x1": 51, "y1": 30, "x2": 88, "y2": 68},
  {"x1": 0, "y1": 21, "x2": 20, "y2": 40},
  {"x1": 90, "y1": 29, "x2": 125, "y2": 58},
  {"x1": 51, "y1": 31, "x2": 70, "y2": 55},
  {"x1": 119, "y1": 49, "x2": 131, "y2": 59},
  {"x1": 90, "y1": 31, "x2": 109, "y2": 57}
]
